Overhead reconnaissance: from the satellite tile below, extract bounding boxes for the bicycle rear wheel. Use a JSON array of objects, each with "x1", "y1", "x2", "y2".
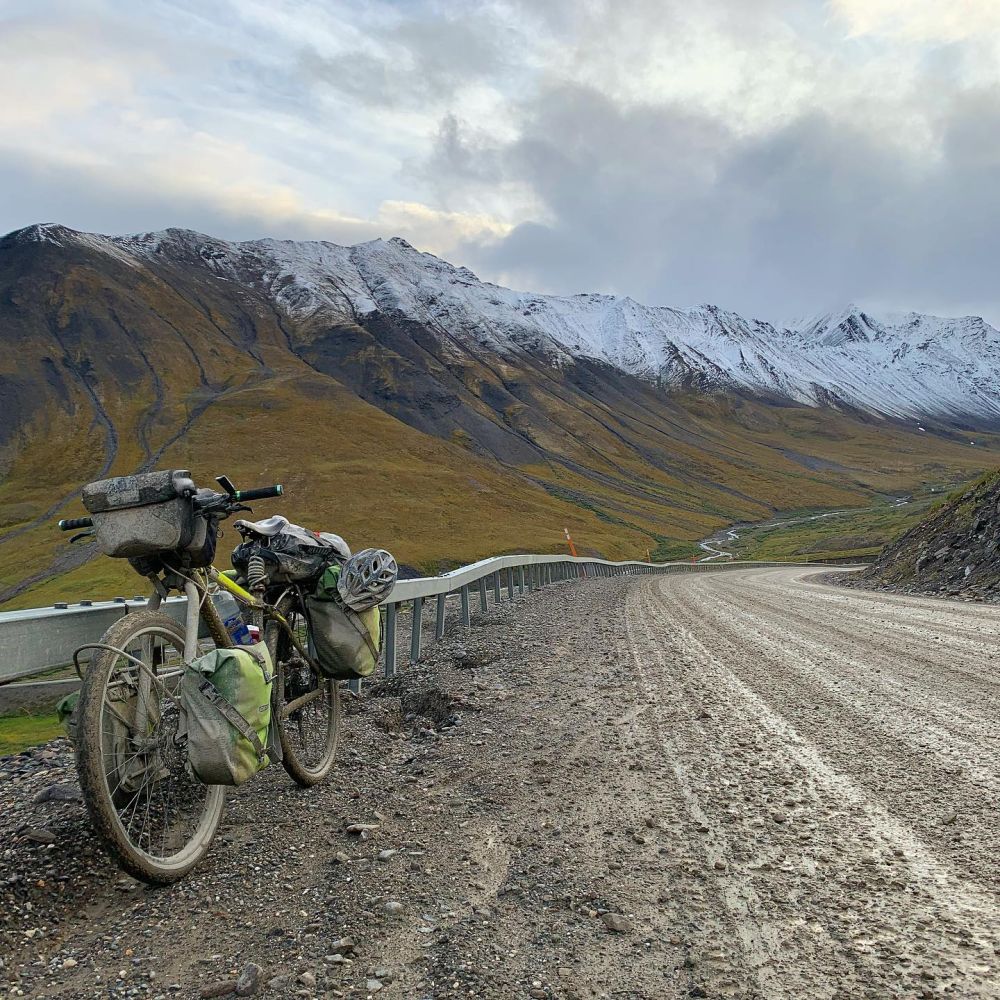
[
  {"x1": 267, "y1": 592, "x2": 340, "y2": 786},
  {"x1": 75, "y1": 611, "x2": 226, "y2": 884}
]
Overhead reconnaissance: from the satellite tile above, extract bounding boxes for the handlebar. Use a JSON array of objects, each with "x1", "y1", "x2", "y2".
[
  {"x1": 58, "y1": 480, "x2": 284, "y2": 531},
  {"x1": 59, "y1": 517, "x2": 94, "y2": 531},
  {"x1": 233, "y1": 484, "x2": 283, "y2": 502}
]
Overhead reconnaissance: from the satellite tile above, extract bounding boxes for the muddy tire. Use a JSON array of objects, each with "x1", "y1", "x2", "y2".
[
  {"x1": 75, "y1": 611, "x2": 225, "y2": 884},
  {"x1": 267, "y1": 593, "x2": 341, "y2": 787}
]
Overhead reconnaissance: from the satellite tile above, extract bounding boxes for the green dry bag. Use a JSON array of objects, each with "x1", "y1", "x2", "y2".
[
  {"x1": 306, "y1": 564, "x2": 382, "y2": 679},
  {"x1": 179, "y1": 644, "x2": 273, "y2": 786}
]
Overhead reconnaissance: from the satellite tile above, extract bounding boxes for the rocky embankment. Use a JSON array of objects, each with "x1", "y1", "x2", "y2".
[{"x1": 851, "y1": 470, "x2": 1000, "y2": 601}]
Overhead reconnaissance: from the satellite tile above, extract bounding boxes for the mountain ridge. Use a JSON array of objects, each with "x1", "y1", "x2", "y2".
[
  {"x1": 9, "y1": 222, "x2": 999, "y2": 428},
  {"x1": 2, "y1": 221, "x2": 999, "y2": 608}
]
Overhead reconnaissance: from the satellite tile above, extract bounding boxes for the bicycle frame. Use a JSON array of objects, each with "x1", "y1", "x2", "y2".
[{"x1": 107, "y1": 564, "x2": 315, "y2": 735}]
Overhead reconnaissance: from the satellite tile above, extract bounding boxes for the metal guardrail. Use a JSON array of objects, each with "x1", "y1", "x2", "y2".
[{"x1": 0, "y1": 556, "x2": 815, "y2": 687}]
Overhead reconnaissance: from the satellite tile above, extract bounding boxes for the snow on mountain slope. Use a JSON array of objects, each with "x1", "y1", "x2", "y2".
[{"x1": 16, "y1": 224, "x2": 1000, "y2": 425}]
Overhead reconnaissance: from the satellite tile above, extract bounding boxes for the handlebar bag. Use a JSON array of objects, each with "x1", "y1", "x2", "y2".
[
  {"x1": 83, "y1": 469, "x2": 196, "y2": 558},
  {"x1": 305, "y1": 564, "x2": 382, "y2": 679},
  {"x1": 178, "y1": 644, "x2": 274, "y2": 786}
]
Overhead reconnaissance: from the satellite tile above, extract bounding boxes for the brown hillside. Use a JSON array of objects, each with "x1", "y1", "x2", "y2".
[{"x1": 2, "y1": 227, "x2": 999, "y2": 608}]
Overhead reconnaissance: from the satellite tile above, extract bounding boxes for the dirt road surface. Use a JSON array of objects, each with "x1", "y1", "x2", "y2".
[{"x1": 1, "y1": 567, "x2": 997, "y2": 999}]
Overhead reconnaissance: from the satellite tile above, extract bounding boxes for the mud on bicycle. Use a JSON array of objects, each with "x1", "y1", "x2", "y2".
[{"x1": 57, "y1": 470, "x2": 359, "y2": 884}]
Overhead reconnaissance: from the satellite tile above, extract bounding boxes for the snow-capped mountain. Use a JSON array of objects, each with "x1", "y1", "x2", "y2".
[{"x1": 16, "y1": 223, "x2": 1000, "y2": 425}]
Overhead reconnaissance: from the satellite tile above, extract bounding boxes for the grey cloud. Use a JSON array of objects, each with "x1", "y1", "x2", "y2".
[
  {"x1": 0, "y1": 151, "x2": 384, "y2": 245},
  {"x1": 300, "y1": 7, "x2": 509, "y2": 109},
  {"x1": 443, "y1": 80, "x2": 1000, "y2": 323}
]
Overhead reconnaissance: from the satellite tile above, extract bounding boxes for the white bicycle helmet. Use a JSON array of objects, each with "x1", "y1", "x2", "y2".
[{"x1": 338, "y1": 548, "x2": 398, "y2": 611}]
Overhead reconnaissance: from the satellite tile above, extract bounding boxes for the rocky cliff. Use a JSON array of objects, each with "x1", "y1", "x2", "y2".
[{"x1": 858, "y1": 471, "x2": 1000, "y2": 600}]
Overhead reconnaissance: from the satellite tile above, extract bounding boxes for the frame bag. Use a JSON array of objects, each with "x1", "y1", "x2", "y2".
[
  {"x1": 179, "y1": 644, "x2": 274, "y2": 786},
  {"x1": 306, "y1": 565, "x2": 382, "y2": 679}
]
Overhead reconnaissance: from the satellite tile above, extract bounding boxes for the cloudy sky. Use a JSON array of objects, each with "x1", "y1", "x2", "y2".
[{"x1": 3, "y1": 0, "x2": 1000, "y2": 324}]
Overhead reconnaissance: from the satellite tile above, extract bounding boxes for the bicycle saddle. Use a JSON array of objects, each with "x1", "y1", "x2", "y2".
[{"x1": 234, "y1": 514, "x2": 289, "y2": 537}]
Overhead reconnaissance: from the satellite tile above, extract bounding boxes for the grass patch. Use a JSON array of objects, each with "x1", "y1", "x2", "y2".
[
  {"x1": 722, "y1": 494, "x2": 948, "y2": 562},
  {"x1": 0, "y1": 712, "x2": 63, "y2": 755}
]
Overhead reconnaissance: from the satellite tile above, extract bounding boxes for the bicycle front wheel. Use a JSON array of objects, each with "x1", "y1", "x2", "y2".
[
  {"x1": 75, "y1": 611, "x2": 226, "y2": 884},
  {"x1": 267, "y1": 592, "x2": 340, "y2": 786}
]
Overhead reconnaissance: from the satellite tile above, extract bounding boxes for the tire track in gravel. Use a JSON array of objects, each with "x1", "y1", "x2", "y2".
[
  {"x1": 628, "y1": 567, "x2": 998, "y2": 998},
  {"x1": 665, "y1": 571, "x2": 1000, "y2": 876},
  {"x1": 620, "y1": 582, "x2": 857, "y2": 999},
  {"x1": 676, "y1": 574, "x2": 999, "y2": 794},
  {"x1": 725, "y1": 571, "x2": 1000, "y2": 692}
]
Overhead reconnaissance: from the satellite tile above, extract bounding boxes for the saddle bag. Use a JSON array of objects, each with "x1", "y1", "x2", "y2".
[
  {"x1": 305, "y1": 565, "x2": 382, "y2": 679},
  {"x1": 178, "y1": 644, "x2": 274, "y2": 786},
  {"x1": 83, "y1": 470, "x2": 197, "y2": 558},
  {"x1": 232, "y1": 523, "x2": 350, "y2": 584}
]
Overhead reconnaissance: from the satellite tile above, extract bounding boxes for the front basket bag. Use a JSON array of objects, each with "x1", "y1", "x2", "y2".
[
  {"x1": 306, "y1": 565, "x2": 382, "y2": 679},
  {"x1": 179, "y1": 644, "x2": 274, "y2": 786}
]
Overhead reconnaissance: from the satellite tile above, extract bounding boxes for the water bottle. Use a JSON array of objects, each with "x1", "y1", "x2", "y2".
[{"x1": 216, "y1": 590, "x2": 252, "y2": 646}]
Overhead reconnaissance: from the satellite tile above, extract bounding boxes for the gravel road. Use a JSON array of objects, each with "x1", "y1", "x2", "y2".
[{"x1": 1, "y1": 567, "x2": 997, "y2": 999}]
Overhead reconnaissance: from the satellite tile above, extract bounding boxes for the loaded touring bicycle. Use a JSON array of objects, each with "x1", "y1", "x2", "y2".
[{"x1": 56, "y1": 469, "x2": 387, "y2": 884}]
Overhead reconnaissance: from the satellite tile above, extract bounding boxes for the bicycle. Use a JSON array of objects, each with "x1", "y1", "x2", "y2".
[{"x1": 57, "y1": 473, "x2": 341, "y2": 884}]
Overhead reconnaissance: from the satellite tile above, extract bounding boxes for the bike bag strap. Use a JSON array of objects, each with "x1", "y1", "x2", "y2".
[
  {"x1": 198, "y1": 680, "x2": 267, "y2": 762},
  {"x1": 344, "y1": 606, "x2": 380, "y2": 662}
]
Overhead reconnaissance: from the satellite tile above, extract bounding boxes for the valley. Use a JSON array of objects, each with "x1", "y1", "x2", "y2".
[
  {"x1": 2, "y1": 224, "x2": 999, "y2": 609},
  {"x1": 695, "y1": 489, "x2": 951, "y2": 563}
]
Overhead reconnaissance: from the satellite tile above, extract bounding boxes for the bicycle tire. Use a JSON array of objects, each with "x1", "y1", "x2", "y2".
[
  {"x1": 267, "y1": 592, "x2": 341, "y2": 787},
  {"x1": 75, "y1": 611, "x2": 226, "y2": 884}
]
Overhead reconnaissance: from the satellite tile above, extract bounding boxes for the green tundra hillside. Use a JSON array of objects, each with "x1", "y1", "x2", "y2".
[{"x1": 2, "y1": 225, "x2": 998, "y2": 608}]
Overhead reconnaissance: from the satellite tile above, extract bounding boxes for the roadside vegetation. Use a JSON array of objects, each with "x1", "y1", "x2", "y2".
[{"x1": 0, "y1": 711, "x2": 63, "y2": 755}]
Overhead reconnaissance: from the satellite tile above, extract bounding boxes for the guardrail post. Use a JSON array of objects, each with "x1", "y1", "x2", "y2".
[
  {"x1": 479, "y1": 577, "x2": 488, "y2": 612},
  {"x1": 410, "y1": 597, "x2": 423, "y2": 662},
  {"x1": 518, "y1": 566, "x2": 525, "y2": 595},
  {"x1": 460, "y1": 585, "x2": 471, "y2": 626},
  {"x1": 493, "y1": 571, "x2": 502, "y2": 603},
  {"x1": 435, "y1": 593, "x2": 446, "y2": 640},
  {"x1": 507, "y1": 567, "x2": 515, "y2": 600},
  {"x1": 384, "y1": 602, "x2": 397, "y2": 676}
]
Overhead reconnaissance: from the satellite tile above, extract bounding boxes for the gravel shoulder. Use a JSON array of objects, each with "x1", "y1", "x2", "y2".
[{"x1": 1, "y1": 568, "x2": 997, "y2": 999}]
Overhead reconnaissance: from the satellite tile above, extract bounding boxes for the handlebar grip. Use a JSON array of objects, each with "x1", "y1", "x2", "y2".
[
  {"x1": 234, "y1": 484, "x2": 283, "y2": 502},
  {"x1": 59, "y1": 517, "x2": 94, "y2": 530}
]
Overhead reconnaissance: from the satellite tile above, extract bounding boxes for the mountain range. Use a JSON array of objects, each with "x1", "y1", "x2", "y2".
[{"x1": 1, "y1": 223, "x2": 998, "y2": 607}]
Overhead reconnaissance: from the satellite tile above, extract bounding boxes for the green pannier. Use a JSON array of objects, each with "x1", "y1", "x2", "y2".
[
  {"x1": 306, "y1": 564, "x2": 382, "y2": 679},
  {"x1": 55, "y1": 690, "x2": 80, "y2": 744},
  {"x1": 179, "y1": 644, "x2": 274, "y2": 786}
]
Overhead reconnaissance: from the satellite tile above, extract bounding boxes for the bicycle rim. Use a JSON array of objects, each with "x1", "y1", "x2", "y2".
[
  {"x1": 77, "y1": 612, "x2": 225, "y2": 883},
  {"x1": 270, "y1": 595, "x2": 340, "y2": 785}
]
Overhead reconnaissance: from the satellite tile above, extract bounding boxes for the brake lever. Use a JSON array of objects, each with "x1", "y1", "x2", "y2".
[{"x1": 70, "y1": 530, "x2": 95, "y2": 544}]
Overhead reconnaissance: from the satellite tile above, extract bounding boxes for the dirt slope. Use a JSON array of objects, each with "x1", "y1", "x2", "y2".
[
  {"x1": 858, "y1": 470, "x2": 1000, "y2": 600},
  {"x1": 2, "y1": 568, "x2": 998, "y2": 998}
]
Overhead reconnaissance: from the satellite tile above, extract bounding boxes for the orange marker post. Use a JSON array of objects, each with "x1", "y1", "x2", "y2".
[{"x1": 563, "y1": 527, "x2": 578, "y2": 558}]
